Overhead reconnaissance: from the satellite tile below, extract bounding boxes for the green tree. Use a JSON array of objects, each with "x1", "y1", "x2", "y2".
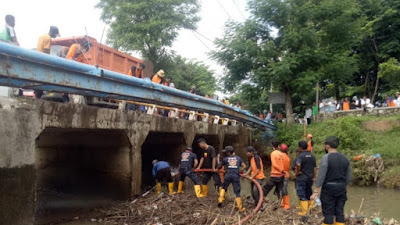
[
  {"x1": 97, "y1": 0, "x2": 200, "y2": 71},
  {"x1": 378, "y1": 58, "x2": 400, "y2": 93},
  {"x1": 168, "y1": 56, "x2": 217, "y2": 96}
]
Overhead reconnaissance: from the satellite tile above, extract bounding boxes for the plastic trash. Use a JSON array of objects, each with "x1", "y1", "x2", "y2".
[
  {"x1": 373, "y1": 217, "x2": 383, "y2": 225},
  {"x1": 315, "y1": 196, "x2": 322, "y2": 206},
  {"x1": 373, "y1": 154, "x2": 381, "y2": 158}
]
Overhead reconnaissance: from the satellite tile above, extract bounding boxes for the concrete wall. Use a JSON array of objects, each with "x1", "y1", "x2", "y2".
[
  {"x1": 0, "y1": 97, "x2": 252, "y2": 225},
  {"x1": 316, "y1": 106, "x2": 400, "y2": 122}
]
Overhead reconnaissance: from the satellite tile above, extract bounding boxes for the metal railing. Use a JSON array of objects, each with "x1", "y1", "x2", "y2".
[{"x1": 0, "y1": 42, "x2": 276, "y2": 130}]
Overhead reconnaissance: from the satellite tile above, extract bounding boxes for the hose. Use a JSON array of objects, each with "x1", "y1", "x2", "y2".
[{"x1": 194, "y1": 169, "x2": 264, "y2": 225}]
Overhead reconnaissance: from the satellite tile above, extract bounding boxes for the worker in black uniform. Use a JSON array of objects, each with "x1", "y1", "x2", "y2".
[
  {"x1": 218, "y1": 146, "x2": 247, "y2": 212},
  {"x1": 177, "y1": 147, "x2": 204, "y2": 198},
  {"x1": 196, "y1": 138, "x2": 222, "y2": 196}
]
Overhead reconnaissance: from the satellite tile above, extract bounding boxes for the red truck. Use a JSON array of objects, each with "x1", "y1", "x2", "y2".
[{"x1": 32, "y1": 36, "x2": 149, "y2": 108}]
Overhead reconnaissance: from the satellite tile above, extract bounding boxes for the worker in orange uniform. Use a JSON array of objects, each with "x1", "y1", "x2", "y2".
[
  {"x1": 128, "y1": 63, "x2": 145, "y2": 78},
  {"x1": 65, "y1": 40, "x2": 91, "y2": 63},
  {"x1": 151, "y1": 70, "x2": 164, "y2": 84},
  {"x1": 244, "y1": 146, "x2": 265, "y2": 207},
  {"x1": 307, "y1": 134, "x2": 313, "y2": 152},
  {"x1": 342, "y1": 97, "x2": 350, "y2": 111},
  {"x1": 37, "y1": 26, "x2": 60, "y2": 54},
  {"x1": 262, "y1": 141, "x2": 285, "y2": 201},
  {"x1": 280, "y1": 144, "x2": 291, "y2": 210}
]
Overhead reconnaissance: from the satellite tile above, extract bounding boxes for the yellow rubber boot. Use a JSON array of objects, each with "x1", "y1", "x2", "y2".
[
  {"x1": 177, "y1": 181, "x2": 184, "y2": 194},
  {"x1": 201, "y1": 185, "x2": 208, "y2": 197},
  {"x1": 299, "y1": 201, "x2": 309, "y2": 216},
  {"x1": 156, "y1": 182, "x2": 161, "y2": 195},
  {"x1": 308, "y1": 200, "x2": 315, "y2": 210},
  {"x1": 235, "y1": 197, "x2": 246, "y2": 212},
  {"x1": 334, "y1": 223, "x2": 345, "y2": 225},
  {"x1": 217, "y1": 189, "x2": 225, "y2": 207},
  {"x1": 194, "y1": 185, "x2": 205, "y2": 198},
  {"x1": 168, "y1": 182, "x2": 176, "y2": 194}
]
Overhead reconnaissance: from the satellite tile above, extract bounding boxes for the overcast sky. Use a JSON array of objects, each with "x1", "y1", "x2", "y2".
[{"x1": 0, "y1": 0, "x2": 249, "y2": 82}]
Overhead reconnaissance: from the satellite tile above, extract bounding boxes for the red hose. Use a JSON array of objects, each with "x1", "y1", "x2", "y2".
[{"x1": 194, "y1": 169, "x2": 264, "y2": 225}]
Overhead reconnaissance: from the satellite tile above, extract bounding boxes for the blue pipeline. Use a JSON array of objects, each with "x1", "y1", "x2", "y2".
[{"x1": 0, "y1": 42, "x2": 276, "y2": 130}]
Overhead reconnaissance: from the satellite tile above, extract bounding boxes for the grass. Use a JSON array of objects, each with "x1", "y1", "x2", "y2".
[{"x1": 273, "y1": 115, "x2": 400, "y2": 189}]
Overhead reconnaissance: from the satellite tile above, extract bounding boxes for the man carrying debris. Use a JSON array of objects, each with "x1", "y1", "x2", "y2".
[
  {"x1": 217, "y1": 146, "x2": 247, "y2": 212},
  {"x1": 280, "y1": 143, "x2": 291, "y2": 210},
  {"x1": 311, "y1": 137, "x2": 351, "y2": 225},
  {"x1": 294, "y1": 140, "x2": 317, "y2": 216},
  {"x1": 177, "y1": 147, "x2": 204, "y2": 198},
  {"x1": 244, "y1": 146, "x2": 264, "y2": 207},
  {"x1": 196, "y1": 138, "x2": 222, "y2": 196},
  {"x1": 152, "y1": 160, "x2": 176, "y2": 195},
  {"x1": 262, "y1": 141, "x2": 285, "y2": 201}
]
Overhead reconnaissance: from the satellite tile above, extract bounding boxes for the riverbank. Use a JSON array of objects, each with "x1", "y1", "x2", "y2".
[
  {"x1": 52, "y1": 192, "x2": 398, "y2": 225},
  {"x1": 274, "y1": 115, "x2": 400, "y2": 189}
]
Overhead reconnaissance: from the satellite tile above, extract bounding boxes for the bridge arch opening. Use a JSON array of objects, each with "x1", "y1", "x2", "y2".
[
  {"x1": 141, "y1": 132, "x2": 186, "y2": 191},
  {"x1": 35, "y1": 128, "x2": 131, "y2": 224}
]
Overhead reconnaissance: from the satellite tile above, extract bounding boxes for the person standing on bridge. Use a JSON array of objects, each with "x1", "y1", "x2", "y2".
[
  {"x1": 294, "y1": 140, "x2": 317, "y2": 216},
  {"x1": 311, "y1": 137, "x2": 351, "y2": 225},
  {"x1": 262, "y1": 141, "x2": 285, "y2": 202},
  {"x1": 37, "y1": 26, "x2": 60, "y2": 54},
  {"x1": 280, "y1": 143, "x2": 291, "y2": 210},
  {"x1": 128, "y1": 63, "x2": 145, "y2": 78},
  {"x1": 152, "y1": 159, "x2": 176, "y2": 195},
  {"x1": 177, "y1": 147, "x2": 204, "y2": 198},
  {"x1": 244, "y1": 146, "x2": 264, "y2": 207},
  {"x1": 196, "y1": 138, "x2": 222, "y2": 197},
  {"x1": 217, "y1": 146, "x2": 247, "y2": 212},
  {"x1": 151, "y1": 70, "x2": 164, "y2": 84},
  {"x1": 0, "y1": 15, "x2": 19, "y2": 46}
]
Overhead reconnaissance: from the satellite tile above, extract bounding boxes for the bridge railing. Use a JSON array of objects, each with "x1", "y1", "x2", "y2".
[{"x1": 0, "y1": 42, "x2": 276, "y2": 130}]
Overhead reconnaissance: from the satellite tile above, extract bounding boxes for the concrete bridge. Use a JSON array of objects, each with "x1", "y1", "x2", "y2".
[{"x1": 0, "y1": 97, "x2": 255, "y2": 225}]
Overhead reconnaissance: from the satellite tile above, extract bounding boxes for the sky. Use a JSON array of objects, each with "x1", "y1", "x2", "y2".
[{"x1": 0, "y1": 0, "x2": 249, "y2": 88}]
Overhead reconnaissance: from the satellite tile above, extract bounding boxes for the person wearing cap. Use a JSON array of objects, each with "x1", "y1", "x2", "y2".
[
  {"x1": 177, "y1": 147, "x2": 204, "y2": 197},
  {"x1": 37, "y1": 26, "x2": 60, "y2": 54},
  {"x1": 262, "y1": 141, "x2": 285, "y2": 202},
  {"x1": 151, "y1": 70, "x2": 165, "y2": 84},
  {"x1": 196, "y1": 138, "x2": 222, "y2": 197},
  {"x1": 66, "y1": 39, "x2": 91, "y2": 63},
  {"x1": 280, "y1": 144, "x2": 291, "y2": 210},
  {"x1": 0, "y1": 15, "x2": 19, "y2": 45},
  {"x1": 294, "y1": 140, "x2": 317, "y2": 216},
  {"x1": 218, "y1": 146, "x2": 246, "y2": 212},
  {"x1": 307, "y1": 134, "x2": 313, "y2": 152},
  {"x1": 152, "y1": 159, "x2": 176, "y2": 195},
  {"x1": 311, "y1": 137, "x2": 351, "y2": 225},
  {"x1": 244, "y1": 146, "x2": 265, "y2": 207}
]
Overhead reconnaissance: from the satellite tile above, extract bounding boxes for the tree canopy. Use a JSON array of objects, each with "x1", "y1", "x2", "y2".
[{"x1": 97, "y1": 0, "x2": 200, "y2": 71}]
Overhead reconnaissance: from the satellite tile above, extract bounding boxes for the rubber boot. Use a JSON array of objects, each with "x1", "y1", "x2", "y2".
[
  {"x1": 177, "y1": 181, "x2": 184, "y2": 194},
  {"x1": 334, "y1": 223, "x2": 345, "y2": 225},
  {"x1": 201, "y1": 185, "x2": 208, "y2": 197},
  {"x1": 156, "y1": 182, "x2": 161, "y2": 195},
  {"x1": 299, "y1": 201, "x2": 309, "y2": 216},
  {"x1": 168, "y1": 182, "x2": 176, "y2": 194},
  {"x1": 217, "y1": 189, "x2": 225, "y2": 207},
  {"x1": 281, "y1": 195, "x2": 290, "y2": 210},
  {"x1": 309, "y1": 200, "x2": 315, "y2": 210},
  {"x1": 235, "y1": 197, "x2": 246, "y2": 212},
  {"x1": 194, "y1": 185, "x2": 205, "y2": 198}
]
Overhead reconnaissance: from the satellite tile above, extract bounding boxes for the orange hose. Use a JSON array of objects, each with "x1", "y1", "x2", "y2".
[{"x1": 194, "y1": 169, "x2": 264, "y2": 225}]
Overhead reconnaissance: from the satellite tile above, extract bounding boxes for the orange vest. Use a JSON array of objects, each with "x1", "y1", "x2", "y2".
[
  {"x1": 152, "y1": 75, "x2": 162, "y2": 84},
  {"x1": 343, "y1": 101, "x2": 350, "y2": 111},
  {"x1": 270, "y1": 150, "x2": 284, "y2": 177},
  {"x1": 282, "y1": 153, "x2": 290, "y2": 178},
  {"x1": 250, "y1": 155, "x2": 265, "y2": 179},
  {"x1": 307, "y1": 140, "x2": 313, "y2": 152}
]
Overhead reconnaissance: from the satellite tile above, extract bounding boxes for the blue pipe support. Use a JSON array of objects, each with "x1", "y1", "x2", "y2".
[{"x1": 0, "y1": 42, "x2": 276, "y2": 130}]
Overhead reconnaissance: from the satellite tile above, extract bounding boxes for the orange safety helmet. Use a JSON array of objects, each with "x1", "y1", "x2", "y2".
[
  {"x1": 307, "y1": 134, "x2": 313, "y2": 139},
  {"x1": 280, "y1": 144, "x2": 288, "y2": 151}
]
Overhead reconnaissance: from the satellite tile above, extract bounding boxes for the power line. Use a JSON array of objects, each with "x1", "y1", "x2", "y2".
[
  {"x1": 216, "y1": 0, "x2": 233, "y2": 20},
  {"x1": 191, "y1": 31, "x2": 212, "y2": 51},
  {"x1": 193, "y1": 30, "x2": 214, "y2": 43},
  {"x1": 231, "y1": 0, "x2": 246, "y2": 20}
]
